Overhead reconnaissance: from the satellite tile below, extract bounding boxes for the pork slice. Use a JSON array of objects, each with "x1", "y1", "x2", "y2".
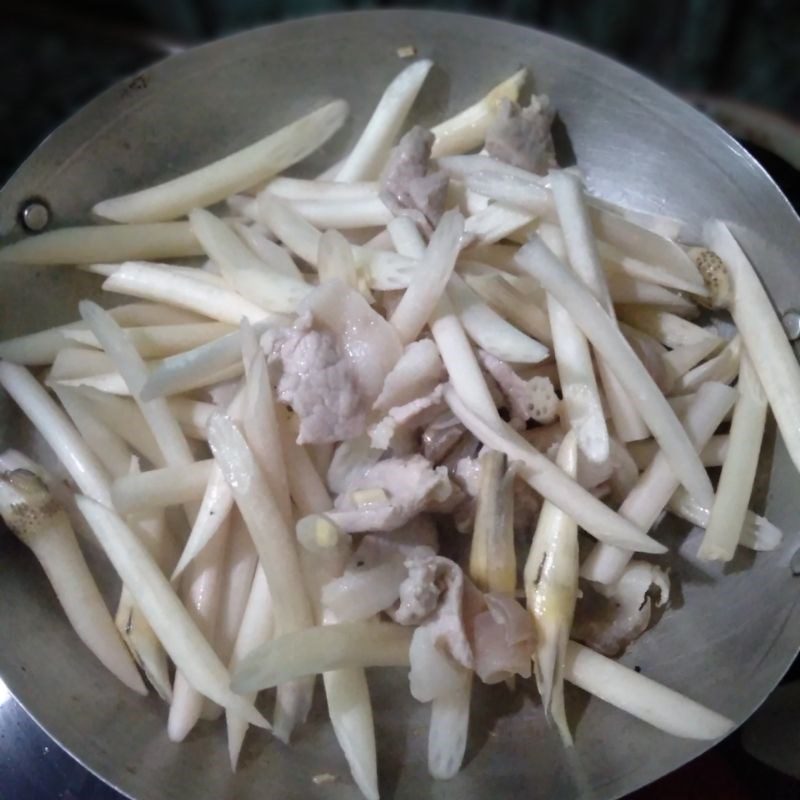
[{"x1": 484, "y1": 96, "x2": 556, "y2": 175}]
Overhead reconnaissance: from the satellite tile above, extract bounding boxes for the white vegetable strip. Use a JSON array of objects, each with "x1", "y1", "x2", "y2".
[
  {"x1": 430, "y1": 69, "x2": 527, "y2": 158},
  {"x1": 617, "y1": 306, "x2": 723, "y2": 350},
  {"x1": 606, "y1": 275, "x2": 697, "y2": 313},
  {"x1": 630, "y1": 434, "x2": 729, "y2": 470},
  {"x1": 75, "y1": 496, "x2": 267, "y2": 727},
  {"x1": 93, "y1": 261, "x2": 275, "y2": 325},
  {"x1": 564, "y1": 641, "x2": 734, "y2": 740},
  {"x1": 0, "y1": 362, "x2": 112, "y2": 504},
  {"x1": 705, "y1": 221, "x2": 800, "y2": 473},
  {"x1": 64, "y1": 323, "x2": 233, "y2": 359},
  {"x1": 515, "y1": 238, "x2": 714, "y2": 506},
  {"x1": 0, "y1": 223, "x2": 203, "y2": 265},
  {"x1": 444, "y1": 388, "x2": 666, "y2": 553},
  {"x1": 335, "y1": 60, "x2": 432, "y2": 182},
  {"x1": 208, "y1": 414, "x2": 314, "y2": 636},
  {"x1": 698, "y1": 355, "x2": 768, "y2": 561},
  {"x1": 581, "y1": 382, "x2": 736, "y2": 584},
  {"x1": 93, "y1": 100, "x2": 349, "y2": 222},
  {"x1": 231, "y1": 622, "x2": 413, "y2": 693},
  {"x1": 318, "y1": 229, "x2": 360, "y2": 290},
  {"x1": 448, "y1": 272, "x2": 548, "y2": 364},
  {"x1": 189, "y1": 208, "x2": 310, "y2": 313},
  {"x1": 428, "y1": 671, "x2": 473, "y2": 781},
  {"x1": 289, "y1": 197, "x2": 393, "y2": 229},
  {"x1": 233, "y1": 223, "x2": 302, "y2": 279},
  {"x1": 463, "y1": 202, "x2": 537, "y2": 246},
  {"x1": 267, "y1": 177, "x2": 379, "y2": 200},
  {"x1": 524, "y1": 432, "x2": 579, "y2": 746},
  {"x1": 390, "y1": 210, "x2": 465, "y2": 344},
  {"x1": 0, "y1": 464, "x2": 145, "y2": 695},
  {"x1": 662, "y1": 338, "x2": 722, "y2": 389},
  {"x1": 671, "y1": 335, "x2": 741, "y2": 394},
  {"x1": 110, "y1": 460, "x2": 213, "y2": 513},
  {"x1": 48, "y1": 348, "x2": 117, "y2": 382}
]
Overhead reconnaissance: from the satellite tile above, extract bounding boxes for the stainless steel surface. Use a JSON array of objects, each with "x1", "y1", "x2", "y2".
[
  {"x1": 19, "y1": 200, "x2": 50, "y2": 232},
  {"x1": 782, "y1": 309, "x2": 800, "y2": 341},
  {"x1": 741, "y1": 681, "x2": 800, "y2": 780},
  {"x1": 1, "y1": 9, "x2": 800, "y2": 800}
]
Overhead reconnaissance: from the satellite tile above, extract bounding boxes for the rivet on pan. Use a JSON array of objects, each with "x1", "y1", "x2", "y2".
[
  {"x1": 19, "y1": 200, "x2": 50, "y2": 232},
  {"x1": 781, "y1": 310, "x2": 800, "y2": 342},
  {"x1": 791, "y1": 546, "x2": 800, "y2": 577}
]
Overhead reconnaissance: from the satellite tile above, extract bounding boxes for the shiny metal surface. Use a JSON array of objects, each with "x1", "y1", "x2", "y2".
[{"x1": 1, "y1": 9, "x2": 800, "y2": 800}]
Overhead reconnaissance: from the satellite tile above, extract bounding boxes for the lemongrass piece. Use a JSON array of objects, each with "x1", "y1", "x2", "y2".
[
  {"x1": 168, "y1": 516, "x2": 230, "y2": 742},
  {"x1": 267, "y1": 177, "x2": 379, "y2": 200},
  {"x1": 667, "y1": 489, "x2": 782, "y2": 552},
  {"x1": 516, "y1": 238, "x2": 714, "y2": 505},
  {"x1": 444, "y1": 388, "x2": 665, "y2": 553},
  {"x1": 428, "y1": 670, "x2": 473, "y2": 781},
  {"x1": 430, "y1": 297, "x2": 498, "y2": 420},
  {"x1": 94, "y1": 100, "x2": 348, "y2": 222},
  {"x1": 189, "y1": 208, "x2": 309, "y2": 313},
  {"x1": 463, "y1": 203, "x2": 536, "y2": 246},
  {"x1": 581, "y1": 382, "x2": 736, "y2": 584},
  {"x1": 524, "y1": 432, "x2": 579, "y2": 746},
  {"x1": 231, "y1": 622, "x2": 413, "y2": 694},
  {"x1": 290, "y1": 197, "x2": 393, "y2": 228},
  {"x1": 0, "y1": 466, "x2": 145, "y2": 694},
  {"x1": 0, "y1": 223, "x2": 203, "y2": 265},
  {"x1": 662, "y1": 338, "x2": 723, "y2": 389},
  {"x1": 616, "y1": 306, "x2": 723, "y2": 350},
  {"x1": 671, "y1": 335, "x2": 741, "y2": 394},
  {"x1": 698, "y1": 355, "x2": 768, "y2": 561},
  {"x1": 564, "y1": 641, "x2": 734, "y2": 740},
  {"x1": 430, "y1": 69, "x2": 527, "y2": 158},
  {"x1": 54, "y1": 386, "x2": 132, "y2": 479},
  {"x1": 226, "y1": 565, "x2": 275, "y2": 769},
  {"x1": 390, "y1": 210, "x2": 465, "y2": 343},
  {"x1": 208, "y1": 414, "x2": 314, "y2": 636},
  {"x1": 96, "y1": 261, "x2": 275, "y2": 325},
  {"x1": 447, "y1": 272, "x2": 549, "y2": 363},
  {"x1": 75, "y1": 496, "x2": 267, "y2": 726},
  {"x1": 110, "y1": 459, "x2": 213, "y2": 514},
  {"x1": 233, "y1": 223, "x2": 302, "y2": 279},
  {"x1": 335, "y1": 60, "x2": 432, "y2": 182},
  {"x1": 629, "y1": 434, "x2": 729, "y2": 470},
  {"x1": 0, "y1": 362, "x2": 112, "y2": 504},
  {"x1": 79, "y1": 302, "x2": 195, "y2": 471}
]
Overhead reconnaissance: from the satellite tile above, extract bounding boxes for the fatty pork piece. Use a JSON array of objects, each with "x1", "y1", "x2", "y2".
[
  {"x1": 326, "y1": 454, "x2": 454, "y2": 532},
  {"x1": 572, "y1": 561, "x2": 670, "y2": 656},
  {"x1": 380, "y1": 125, "x2": 449, "y2": 230},
  {"x1": 484, "y1": 96, "x2": 556, "y2": 174},
  {"x1": 267, "y1": 280, "x2": 402, "y2": 444}
]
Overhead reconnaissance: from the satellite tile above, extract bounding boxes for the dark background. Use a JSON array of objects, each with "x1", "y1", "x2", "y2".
[{"x1": 0, "y1": 1, "x2": 799, "y2": 799}]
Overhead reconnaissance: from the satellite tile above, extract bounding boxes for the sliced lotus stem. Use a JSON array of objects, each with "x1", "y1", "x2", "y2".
[
  {"x1": 0, "y1": 361, "x2": 112, "y2": 504},
  {"x1": 469, "y1": 450, "x2": 516, "y2": 593},
  {"x1": 698, "y1": 355, "x2": 768, "y2": 561},
  {"x1": 515, "y1": 238, "x2": 714, "y2": 506},
  {"x1": 629, "y1": 434, "x2": 729, "y2": 470},
  {"x1": 318, "y1": 229, "x2": 360, "y2": 290},
  {"x1": 437, "y1": 153, "x2": 545, "y2": 183},
  {"x1": 53, "y1": 370, "x2": 131, "y2": 396},
  {"x1": 0, "y1": 465, "x2": 145, "y2": 694},
  {"x1": 0, "y1": 223, "x2": 203, "y2": 265},
  {"x1": 428, "y1": 670, "x2": 473, "y2": 780},
  {"x1": 226, "y1": 565, "x2": 275, "y2": 769},
  {"x1": 75, "y1": 496, "x2": 267, "y2": 727},
  {"x1": 662, "y1": 338, "x2": 723, "y2": 389},
  {"x1": 447, "y1": 272, "x2": 548, "y2": 364},
  {"x1": 707, "y1": 221, "x2": 800, "y2": 473},
  {"x1": 671, "y1": 335, "x2": 741, "y2": 394},
  {"x1": 430, "y1": 68, "x2": 527, "y2": 158},
  {"x1": 289, "y1": 197, "x2": 393, "y2": 229},
  {"x1": 617, "y1": 306, "x2": 723, "y2": 350},
  {"x1": 464, "y1": 272, "x2": 552, "y2": 344},
  {"x1": 463, "y1": 202, "x2": 537, "y2": 246},
  {"x1": 231, "y1": 621, "x2": 413, "y2": 694},
  {"x1": 94, "y1": 261, "x2": 276, "y2": 325},
  {"x1": 581, "y1": 382, "x2": 736, "y2": 584},
  {"x1": 606, "y1": 274, "x2": 698, "y2": 313},
  {"x1": 267, "y1": 176, "x2": 379, "y2": 200},
  {"x1": 391, "y1": 210, "x2": 465, "y2": 344},
  {"x1": 72, "y1": 388, "x2": 164, "y2": 467},
  {"x1": 564, "y1": 641, "x2": 734, "y2": 740},
  {"x1": 93, "y1": 100, "x2": 348, "y2": 222},
  {"x1": 64, "y1": 322, "x2": 234, "y2": 359},
  {"x1": 335, "y1": 60, "x2": 432, "y2": 182},
  {"x1": 430, "y1": 296, "x2": 498, "y2": 420},
  {"x1": 233, "y1": 222, "x2": 303, "y2": 279},
  {"x1": 110, "y1": 459, "x2": 213, "y2": 513},
  {"x1": 168, "y1": 516, "x2": 230, "y2": 742},
  {"x1": 524, "y1": 432, "x2": 579, "y2": 746},
  {"x1": 166, "y1": 396, "x2": 215, "y2": 440},
  {"x1": 48, "y1": 347, "x2": 116, "y2": 382},
  {"x1": 208, "y1": 413, "x2": 314, "y2": 636},
  {"x1": 108, "y1": 302, "x2": 209, "y2": 326},
  {"x1": 668, "y1": 488, "x2": 782, "y2": 552},
  {"x1": 79, "y1": 302, "x2": 195, "y2": 472},
  {"x1": 189, "y1": 208, "x2": 310, "y2": 313},
  {"x1": 444, "y1": 387, "x2": 665, "y2": 554}
]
